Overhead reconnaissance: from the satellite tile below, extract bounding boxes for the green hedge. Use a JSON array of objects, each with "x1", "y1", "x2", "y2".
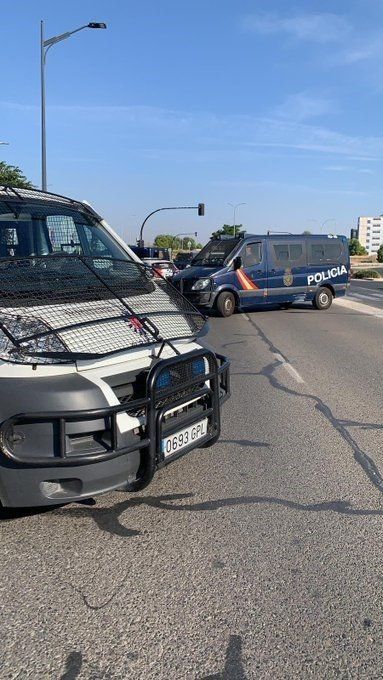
[{"x1": 353, "y1": 269, "x2": 380, "y2": 279}]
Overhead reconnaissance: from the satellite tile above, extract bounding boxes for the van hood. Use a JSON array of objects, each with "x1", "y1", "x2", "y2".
[
  {"x1": 173, "y1": 265, "x2": 223, "y2": 280},
  {"x1": 0, "y1": 255, "x2": 206, "y2": 364}
]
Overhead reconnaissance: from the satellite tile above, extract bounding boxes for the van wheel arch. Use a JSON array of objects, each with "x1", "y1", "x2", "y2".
[{"x1": 320, "y1": 282, "x2": 335, "y2": 297}]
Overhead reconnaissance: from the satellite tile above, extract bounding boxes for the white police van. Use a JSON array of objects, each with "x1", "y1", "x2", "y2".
[{"x1": 0, "y1": 187, "x2": 229, "y2": 507}]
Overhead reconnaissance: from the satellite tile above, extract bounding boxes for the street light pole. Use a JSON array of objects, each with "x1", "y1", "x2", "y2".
[
  {"x1": 138, "y1": 204, "x2": 204, "y2": 247},
  {"x1": 40, "y1": 20, "x2": 106, "y2": 191},
  {"x1": 228, "y1": 202, "x2": 246, "y2": 238},
  {"x1": 321, "y1": 218, "x2": 336, "y2": 233},
  {"x1": 308, "y1": 217, "x2": 336, "y2": 233},
  {"x1": 40, "y1": 21, "x2": 47, "y2": 191}
]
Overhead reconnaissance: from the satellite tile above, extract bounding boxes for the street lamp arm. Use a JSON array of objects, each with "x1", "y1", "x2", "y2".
[
  {"x1": 43, "y1": 25, "x2": 89, "y2": 48},
  {"x1": 321, "y1": 218, "x2": 336, "y2": 231},
  {"x1": 40, "y1": 19, "x2": 106, "y2": 192},
  {"x1": 138, "y1": 205, "x2": 203, "y2": 246}
]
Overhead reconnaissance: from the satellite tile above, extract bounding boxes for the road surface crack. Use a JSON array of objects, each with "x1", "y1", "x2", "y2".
[{"x1": 244, "y1": 314, "x2": 383, "y2": 497}]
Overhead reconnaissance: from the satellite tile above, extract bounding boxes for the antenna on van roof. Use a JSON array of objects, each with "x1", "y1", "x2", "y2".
[{"x1": 267, "y1": 230, "x2": 294, "y2": 235}]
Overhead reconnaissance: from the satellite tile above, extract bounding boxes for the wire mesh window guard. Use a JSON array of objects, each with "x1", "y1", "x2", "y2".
[
  {"x1": 0, "y1": 255, "x2": 205, "y2": 363},
  {"x1": 0, "y1": 189, "x2": 205, "y2": 364}
]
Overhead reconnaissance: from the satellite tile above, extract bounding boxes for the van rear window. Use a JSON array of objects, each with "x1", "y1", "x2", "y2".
[{"x1": 309, "y1": 241, "x2": 342, "y2": 263}]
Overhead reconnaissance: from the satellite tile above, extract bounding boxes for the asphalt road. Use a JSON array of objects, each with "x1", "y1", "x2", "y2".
[
  {"x1": 348, "y1": 279, "x2": 383, "y2": 309},
  {"x1": 1, "y1": 298, "x2": 383, "y2": 679}
]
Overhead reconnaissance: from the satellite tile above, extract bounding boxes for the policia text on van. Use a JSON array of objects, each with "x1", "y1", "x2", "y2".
[
  {"x1": 172, "y1": 233, "x2": 350, "y2": 317},
  {"x1": 0, "y1": 186, "x2": 229, "y2": 508}
]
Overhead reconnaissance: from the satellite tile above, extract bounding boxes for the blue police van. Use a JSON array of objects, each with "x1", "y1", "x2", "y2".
[{"x1": 172, "y1": 233, "x2": 350, "y2": 317}]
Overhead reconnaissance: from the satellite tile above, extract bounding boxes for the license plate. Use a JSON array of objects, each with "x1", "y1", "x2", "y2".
[{"x1": 162, "y1": 419, "x2": 208, "y2": 458}]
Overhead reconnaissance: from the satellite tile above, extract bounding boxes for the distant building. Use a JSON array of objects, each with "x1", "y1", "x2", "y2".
[{"x1": 356, "y1": 215, "x2": 383, "y2": 255}]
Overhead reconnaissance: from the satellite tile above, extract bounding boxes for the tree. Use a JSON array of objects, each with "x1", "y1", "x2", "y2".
[
  {"x1": 377, "y1": 244, "x2": 383, "y2": 263},
  {"x1": 153, "y1": 234, "x2": 201, "y2": 250},
  {"x1": 211, "y1": 224, "x2": 244, "y2": 238},
  {"x1": 302, "y1": 230, "x2": 311, "y2": 235},
  {"x1": 348, "y1": 238, "x2": 367, "y2": 256},
  {"x1": 0, "y1": 161, "x2": 34, "y2": 189},
  {"x1": 153, "y1": 234, "x2": 176, "y2": 249}
]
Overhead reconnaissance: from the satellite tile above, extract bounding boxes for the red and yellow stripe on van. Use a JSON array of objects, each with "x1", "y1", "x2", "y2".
[{"x1": 235, "y1": 269, "x2": 260, "y2": 290}]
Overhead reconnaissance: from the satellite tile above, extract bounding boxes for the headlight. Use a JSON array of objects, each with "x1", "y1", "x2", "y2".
[
  {"x1": 191, "y1": 278, "x2": 211, "y2": 291},
  {"x1": 192, "y1": 357, "x2": 206, "y2": 376},
  {"x1": 156, "y1": 368, "x2": 171, "y2": 389},
  {"x1": 0, "y1": 314, "x2": 70, "y2": 365}
]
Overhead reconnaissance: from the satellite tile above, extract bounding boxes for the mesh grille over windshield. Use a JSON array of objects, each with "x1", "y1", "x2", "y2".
[
  {"x1": 0, "y1": 185, "x2": 85, "y2": 208},
  {"x1": 0, "y1": 256, "x2": 205, "y2": 363}
]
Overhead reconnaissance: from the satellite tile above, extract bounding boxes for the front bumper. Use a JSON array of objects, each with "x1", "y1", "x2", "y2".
[
  {"x1": 0, "y1": 350, "x2": 230, "y2": 507},
  {"x1": 177, "y1": 290, "x2": 216, "y2": 308}
]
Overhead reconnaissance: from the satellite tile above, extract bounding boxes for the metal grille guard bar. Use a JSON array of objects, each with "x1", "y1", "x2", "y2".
[{"x1": 0, "y1": 352, "x2": 230, "y2": 477}]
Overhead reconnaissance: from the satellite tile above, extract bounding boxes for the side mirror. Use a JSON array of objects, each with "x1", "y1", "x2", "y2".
[{"x1": 233, "y1": 256, "x2": 242, "y2": 270}]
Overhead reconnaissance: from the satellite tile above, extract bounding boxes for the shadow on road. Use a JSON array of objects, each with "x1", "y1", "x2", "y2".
[
  {"x1": 201, "y1": 635, "x2": 246, "y2": 679},
  {"x1": 60, "y1": 651, "x2": 83, "y2": 680},
  {"x1": 3, "y1": 488, "x2": 383, "y2": 536}
]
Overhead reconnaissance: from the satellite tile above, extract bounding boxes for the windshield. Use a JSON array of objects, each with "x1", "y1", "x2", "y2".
[
  {"x1": 175, "y1": 252, "x2": 193, "y2": 263},
  {"x1": 191, "y1": 238, "x2": 240, "y2": 267},
  {"x1": 0, "y1": 199, "x2": 128, "y2": 260}
]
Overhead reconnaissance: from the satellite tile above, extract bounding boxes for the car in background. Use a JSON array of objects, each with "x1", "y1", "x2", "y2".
[
  {"x1": 143, "y1": 258, "x2": 179, "y2": 279},
  {"x1": 130, "y1": 246, "x2": 172, "y2": 261}
]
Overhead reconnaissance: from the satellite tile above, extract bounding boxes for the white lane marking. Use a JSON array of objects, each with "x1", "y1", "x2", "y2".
[
  {"x1": 351, "y1": 284, "x2": 383, "y2": 295},
  {"x1": 351, "y1": 290, "x2": 383, "y2": 299},
  {"x1": 335, "y1": 297, "x2": 383, "y2": 318},
  {"x1": 350, "y1": 292, "x2": 379, "y2": 301},
  {"x1": 273, "y1": 352, "x2": 305, "y2": 383},
  {"x1": 244, "y1": 313, "x2": 305, "y2": 383}
]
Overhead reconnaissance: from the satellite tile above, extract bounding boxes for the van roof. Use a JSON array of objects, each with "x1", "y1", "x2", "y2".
[
  {"x1": 0, "y1": 185, "x2": 101, "y2": 219},
  {"x1": 214, "y1": 233, "x2": 346, "y2": 240}
]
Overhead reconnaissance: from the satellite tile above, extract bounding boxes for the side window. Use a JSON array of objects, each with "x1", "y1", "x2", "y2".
[
  {"x1": 289, "y1": 243, "x2": 303, "y2": 260},
  {"x1": 272, "y1": 242, "x2": 304, "y2": 266},
  {"x1": 47, "y1": 215, "x2": 81, "y2": 254},
  {"x1": 83, "y1": 226, "x2": 112, "y2": 257},
  {"x1": 324, "y1": 241, "x2": 342, "y2": 259},
  {"x1": 273, "y1": 244, "x2": 289, "y2": 262},
  {"x1": 309, "y1": 240, "x2": 342, "y2": 263},
  {"x1": 0, "y1": 226, "x2": 18, "y2": 256},
  {"x1": 243, "y1": 242, "x2": 262, "y2": 267},
  {"x1": 310, "y1": 243, "x2": 325, "y2": 263}
]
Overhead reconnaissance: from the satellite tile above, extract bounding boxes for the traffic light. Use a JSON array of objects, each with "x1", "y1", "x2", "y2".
[{"x1": 198, "y1": 203, "x2": 205, "y2": 216}]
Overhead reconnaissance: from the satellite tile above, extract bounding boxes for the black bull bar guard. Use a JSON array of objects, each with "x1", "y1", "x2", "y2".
[{"x1": 0, "y1": 350, "x2": 230, "y2": 490}]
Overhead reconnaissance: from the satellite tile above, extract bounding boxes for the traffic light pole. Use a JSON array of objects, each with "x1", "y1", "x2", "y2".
[{"x1": 137, "y1": 204, "x2": 204, "y2": 247}]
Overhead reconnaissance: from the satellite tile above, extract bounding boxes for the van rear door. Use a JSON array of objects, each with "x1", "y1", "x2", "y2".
[
  {"x1": 306, "y1": 237, "x2": 349, "y2": 293},
  {"x1": 266, "y1": 239, "x2": 308, "y2": 304}
]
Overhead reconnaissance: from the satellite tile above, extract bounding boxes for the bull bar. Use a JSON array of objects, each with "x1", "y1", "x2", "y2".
[{"x1": 0, "y1": 350, "x2": 230, "y2": 488}]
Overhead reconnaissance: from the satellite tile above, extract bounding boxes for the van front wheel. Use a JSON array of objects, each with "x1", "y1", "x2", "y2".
[
  {"x1": 313, "y1": 287, "x2": 333, "y2": 310},
  {"x1": 216, "y1": 291, "x2": 235, "y2": 317}
]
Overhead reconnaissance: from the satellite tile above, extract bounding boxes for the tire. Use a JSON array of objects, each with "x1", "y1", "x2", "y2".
[
  {"x1": 216, "y1": 291, "x2": 235, "y2": 317},
  {"x1": 312, "y1": 287, "x2": 333, "y2": 310}
]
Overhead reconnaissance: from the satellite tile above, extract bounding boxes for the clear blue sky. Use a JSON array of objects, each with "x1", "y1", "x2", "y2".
[{"x1": 1, "y1": 0, "x2": 383, "y2": 243}]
